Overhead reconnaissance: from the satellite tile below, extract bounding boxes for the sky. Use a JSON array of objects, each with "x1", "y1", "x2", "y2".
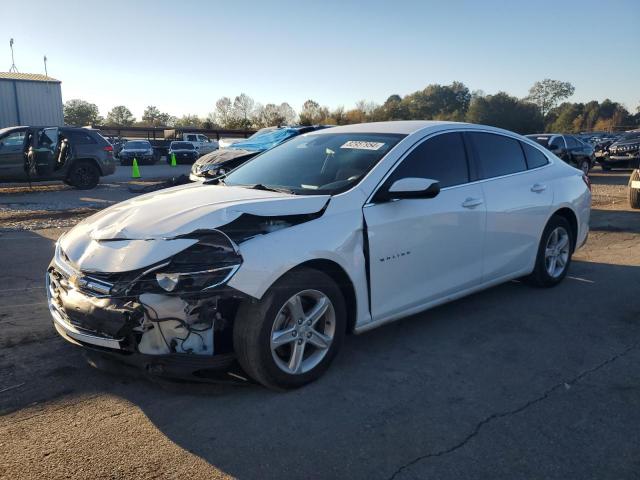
[{"x1": 2, "y1": 0, "x2": 639, "y2": 119}]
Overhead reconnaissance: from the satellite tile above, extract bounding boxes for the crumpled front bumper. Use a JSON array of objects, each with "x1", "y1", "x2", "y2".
[{"x1": 46, "y1": 251, "x2": 239, "y2": 378}]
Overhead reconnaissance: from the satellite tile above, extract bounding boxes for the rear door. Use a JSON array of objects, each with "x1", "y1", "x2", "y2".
[
  {"x1": 467, "y1": 132, "x2": 553, "y2": 280},
  {"x1": 364, "y1": 131, "x2": 486, "y2": 321},
  {"x1": 0, "y1": 129, "x2": 28, "y2": 180}
]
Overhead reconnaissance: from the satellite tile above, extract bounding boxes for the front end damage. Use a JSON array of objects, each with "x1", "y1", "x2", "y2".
[
  {"x1": 45, "y1": 184, "x2": 332, "y2": 379},
  {"x1": 47, "y1": 230, "x2": 246, "y2": 378}
]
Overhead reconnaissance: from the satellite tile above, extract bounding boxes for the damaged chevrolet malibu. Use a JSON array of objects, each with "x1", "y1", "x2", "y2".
[{"x1": 47, "y1": 121, "x2": 591, "y2": 390}]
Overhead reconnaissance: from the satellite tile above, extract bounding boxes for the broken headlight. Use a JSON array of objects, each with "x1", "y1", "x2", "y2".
[
  {"x1": 155, "y1": 266, "x2": 238, "y2": 292},
  {"x1": 154, "y1": 232, "x2": 242, "y2": 293}
]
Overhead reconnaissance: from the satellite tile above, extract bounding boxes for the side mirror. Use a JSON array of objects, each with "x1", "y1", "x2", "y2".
[{"x1": 376, "y1": 177, "x2": 440, "y2": 202}]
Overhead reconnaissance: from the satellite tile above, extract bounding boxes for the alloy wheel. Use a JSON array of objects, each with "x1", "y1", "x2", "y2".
[
  {"x1": 270, "y1": 289, "x2": 336, "y2": 375},
  {"x1": 545, "y1": 226, "x2": 570, "y2": 278}
]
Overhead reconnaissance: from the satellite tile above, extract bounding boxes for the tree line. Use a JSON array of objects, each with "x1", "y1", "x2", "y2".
[{"x1": 63, "y1": 79, "x2": 640, "y2": 134}]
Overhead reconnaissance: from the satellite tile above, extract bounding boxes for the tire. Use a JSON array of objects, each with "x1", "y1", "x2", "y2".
[
  {"x1": 630, "y1": 169, "x2": 640, "y2": 209},
  {"x1": 526, "y1": 215, "x2": 574, "y2": 287},
  {"x1": 67, "y1": 161, "x2": 100, "y2": 189},
  {"x1": 233, "y1": 267, "x2": 346, "y2": 390}
]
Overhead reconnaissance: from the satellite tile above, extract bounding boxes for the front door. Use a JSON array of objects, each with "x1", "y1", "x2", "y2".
[
  {"x1": 0, "y1": 129, "x2": 28, "y2": 180},
  {"x1": 364, "y1": 132, "x2": 486, "y2": 322}
]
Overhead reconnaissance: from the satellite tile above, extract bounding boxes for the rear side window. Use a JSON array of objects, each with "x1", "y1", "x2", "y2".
[
  {"x1": 69, "y1": 131, "x2": 97, "y2": 144},
  {"x1": 521, "y1": 142, "x2": 549, "y2": 169},
  {"x1": 468, "y1": 132, "x2": 527, "y2": 179},
  {"x1": 388, "y1": 132, "x2": 469, "y2": 188},
  {"x1": 566, "y1": 136, "x2": 580, "y2": 148}
]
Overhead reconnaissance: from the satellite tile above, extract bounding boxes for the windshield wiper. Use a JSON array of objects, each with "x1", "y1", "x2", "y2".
[{"x1": 248, "y1": 184, "x2": 295, "y2": 194}]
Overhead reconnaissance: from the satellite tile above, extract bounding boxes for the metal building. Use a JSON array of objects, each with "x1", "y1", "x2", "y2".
[{"x1": 0, "y1": 72, "x2": 63, "y2": 128}]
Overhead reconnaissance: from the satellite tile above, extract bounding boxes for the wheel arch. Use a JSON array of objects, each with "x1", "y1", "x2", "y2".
[
  {"x1": 550, "y1": 207, "x2": 578, "y2": 252},
  {"x1": 286, "y1": 259, "x2": 358, "y2": 334},
  {"x1": 68, "y1": 157, "x2": 104, "y2": 176}
]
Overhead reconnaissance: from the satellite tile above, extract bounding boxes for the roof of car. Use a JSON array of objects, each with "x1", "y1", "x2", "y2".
[{"x1": 313, "y1": 120, "x2": 464, "y2": 135}]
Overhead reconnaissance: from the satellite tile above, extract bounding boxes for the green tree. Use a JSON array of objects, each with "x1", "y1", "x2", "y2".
[
  {"x1": 105, "y1": 105, "x2": 135, "y2": 126},
  {"x1": 141, "y1": 105, "x2": 175, "y2": 127},
  {"x1": 401, "y1": 82, "x2": 470, "y2": 120},
  {"x1": 63, "y1": 99, "x2": 102, "y2": 126},
  {"x1": 526, "y1": 79, "x2": 575, "y2": 117},
  {"x1": 466, "y1": 92, "x2": 543, "y2": 133},
  {"x1": 174, "y1": 114, "x2": 202, "y2": 128}
]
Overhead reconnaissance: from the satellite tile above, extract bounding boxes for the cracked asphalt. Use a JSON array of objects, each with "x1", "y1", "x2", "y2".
[{"x1": 0, "y1": 169, "x2": 639, "y2": 479}]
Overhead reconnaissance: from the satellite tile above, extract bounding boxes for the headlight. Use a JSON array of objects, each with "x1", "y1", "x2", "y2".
[
  {"x1": 153, "y1": 233, "x2": 242, "y2": 293},
  {"x1": 155, "y1": 266, "x2": 238, "y2": 292}
]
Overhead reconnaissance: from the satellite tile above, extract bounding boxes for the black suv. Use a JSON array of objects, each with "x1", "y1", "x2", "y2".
[
  {"x1": 602, "y1": 130, "x2": 640, "y2": 170},
  {"x1": 525, "y1": 134, "x2": 595, "y2": 174},
  {"x1": 0, "y1": 126, "x2": 116, "y2": 189}
]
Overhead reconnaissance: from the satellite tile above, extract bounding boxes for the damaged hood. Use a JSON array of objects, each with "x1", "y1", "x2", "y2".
[{"x1": 60, "y1": 183, "x2": 329, "y2": 272}]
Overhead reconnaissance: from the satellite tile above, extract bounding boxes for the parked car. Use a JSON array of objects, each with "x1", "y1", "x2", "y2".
[
  {"x1": 218, "y1": 137, "x2": 246, "y2": 149},
  {"x1": 0, "y1": 126, "x2": 115, "y2": 189},
  {"x1": 47, "y1": 121, "x2": 590, "y2": 389},
  {"x1": 190, "y1": 125, "x2": 327, "y2": 181},
  {"x1": 118, "y1": 140, "x2": 155, "y2": 165},
  {"x1": 182, "y1": 132, "x2": 219, "y2": 155},
  {"x1": 525, "y1": 134, "x2": 595, "y2": 174},
  {"x1": 602, "y1": 130, "x2": 640, "y2": 170},
  {"x1": 167, "y1": 141, "x2": 199, "y2": 164},
  {"x1": 218, "y1": 128, "x2": 277, "y2": 149}
]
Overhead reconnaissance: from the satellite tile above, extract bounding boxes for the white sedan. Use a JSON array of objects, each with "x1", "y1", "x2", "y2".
[{"x1": 47, "y1": 121, "x2": 591, "y2": 389}]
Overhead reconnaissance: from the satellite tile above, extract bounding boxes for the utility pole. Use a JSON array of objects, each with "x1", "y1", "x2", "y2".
[
  {"x1": 9, "y1": 38, "x2": 19, "y2": 72},
  {"x1": 44, "y1": 55, "x2": 48, "y2": 77}
]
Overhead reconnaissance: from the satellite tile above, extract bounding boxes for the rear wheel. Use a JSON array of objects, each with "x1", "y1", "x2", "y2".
[
  {"x1": 67, "y1": 161, "x2": 100, "y2": 189},
  {"x1": 526, "y1": 215, "x2": 573, "y2": 287},
  {"x1": 233, "y1": 268, "x2": 346, "y2": 390},
  {"x1": 629, "y1": 169, "x2": 640, "y2": 209}
]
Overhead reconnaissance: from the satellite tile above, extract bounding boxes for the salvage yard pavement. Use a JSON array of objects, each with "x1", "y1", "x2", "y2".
[{"x1": 0, "y1": 168, "x2": 639, "y2": 479}]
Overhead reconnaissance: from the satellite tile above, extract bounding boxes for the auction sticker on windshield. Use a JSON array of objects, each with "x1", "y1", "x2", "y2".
[{"x1": 340, "y1": 141, "x2": 385, "y2": 150}]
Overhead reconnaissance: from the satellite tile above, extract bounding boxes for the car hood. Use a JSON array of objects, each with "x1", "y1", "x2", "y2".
[
  {"x1": 194, "y1": 148, "x2": 256, "y2": 167},
  {"x1": 611, "y1": 138, "x2": 640, "y2": 147},
  {"x1": 60, "y1": 183, "x2": 330, "y2": 272}
]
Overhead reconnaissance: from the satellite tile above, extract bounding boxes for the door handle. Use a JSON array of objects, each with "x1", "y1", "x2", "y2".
[
  {"x1": 462, "y1": 197, "x2": 483, "y2": 209},
  {"x1": 531, "y1": 183, "x2": 547, "y2": 193}
]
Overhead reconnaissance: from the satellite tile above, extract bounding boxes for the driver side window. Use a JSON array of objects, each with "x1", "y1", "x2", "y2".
[{"x1": 387, "y1": 132, "x2": 470, "y2": 188}]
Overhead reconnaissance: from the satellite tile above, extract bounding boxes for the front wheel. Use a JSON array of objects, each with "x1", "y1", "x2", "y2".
[
  {"x1": 526, "y1": 215, "x2": 573, "y2": 287},
  {"x1": 233, "y1": 268, "x2": 346, "y2": 390}
]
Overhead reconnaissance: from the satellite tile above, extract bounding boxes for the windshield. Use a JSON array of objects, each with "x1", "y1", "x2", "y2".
[
  {"x1": 224, "y1": 133, "x2": 405, "y2": 195},
  {"x1": 125, "y1": 141, "x2": 150, "y2": 149},
  {"x1": 171, "y1": 142, "x2": 194, "y2": 149}
]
